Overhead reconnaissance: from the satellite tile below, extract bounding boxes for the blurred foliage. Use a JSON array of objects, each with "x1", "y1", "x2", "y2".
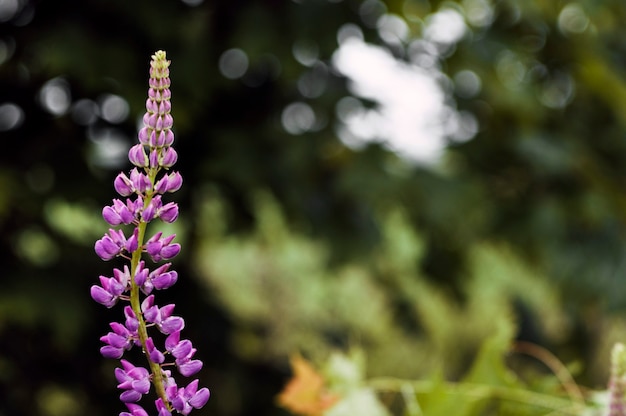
[
  {"x1": 197, "y1": 189, "x2": 592, "y2": 414},
  {"x1": 277, "y1": 331, "x2": 594, "y2": 415},
  {"x1": 2, "y1": 0, "x2": 626, "y2": 415},
  {"x1": 194, "y1": 189, "x2": 568, "y2": 379}
]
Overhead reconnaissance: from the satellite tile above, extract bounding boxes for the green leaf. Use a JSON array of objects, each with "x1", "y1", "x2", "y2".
[{"x1": 462, "y1": 318, "x2": 520, "y2": 387}]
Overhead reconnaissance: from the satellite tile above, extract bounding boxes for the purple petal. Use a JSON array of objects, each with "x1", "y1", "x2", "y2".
[
  {"x1": 149, "y1": 348, "x2": 165, "y2": 364},
  {"x1": 113, "y1": 267, "x2": 131, "y2": 288},
  {"x1": 154, "y1": 176, "x2": 169, "y2": 194},
  {"x1": 171, "y1": 397, "x2": 191, "y2": 415},
  {"x1": 183, "y1": 379, "x2": 199, "y2": 397},
  {"x1": 143, "y1": 306, "x2": 159, "y2": 324},
  {"x1": 104, "y1": 333, "x2": 128, "y2": 349},
  {"x1": 115, "y1": 367, "x2": 131, "y2": 384},
  {"x1": 153, "y1": 271, "x2": 177, "y2": 290},
  {"x1": 90, "y1": 285, "x2": 115, "y2": 307},
  {"x1": 138, "y1": 127, "x2": 150, "y2": 145},
  {"x1": 164, "y1": 129, "x2": 174, "y2": 147},
  {"x1": 160, "y1": 243, "x2": 181, "y2": 259},
  {"x1": 141, "y1": 295, "x2": 155, "y2": 311},
  {"x1": 114, "y1": 173, "x2": 134, "y2": 196},
  {"x1": 160, "y1": 147, "x2": 177, "y2": 168},
  {"x1": 123, "y1": 403, "x2": 149, "y2": 416},
  {"x1": 171, "y1": 340, "x2": 192, "y2": 359},
  {"x1": 166, "y1": 172, "x2": 182, "y2": 193},
  {"x1": 124, "y1": 306, "x2": 139, "y2": 332},
  {"x1": 128, "y1": 144, "x2": 148, "y2": 167},
  {"x1": 160, "y1": 316, "x2": 184, "y2": 334},
  {"x1": 134, "y1": 267, "x2": 149, "y2": 287},
  {"x1": 119, "y1": 200, "x2": 136, "y2": 224},
  {"x1": 178, "y1": 360, "x2": 203, "y2": 377},
  {"x1": 163, "y1": 114, "x2": 173, "y2": 129},
  {"x1": 120, "y1": 359, "x2": 135, "y2": 372},
  {"x1": 106, "y1": 276, "x2": 126, "y2": 297},
  {"x1": 146, "y1": 338, "x2": 165, "y2": 364},
  {"x1": 120, "y1": 390, "x2": 142, "y2": 403},
  {"x1": 189, "y1": 387, "x2": 210, "y2": 409},
  {"x1": 165, "y1": 331, "x2": 181, "y2": 351},
  {"x1": 131, "y1": 378, "x2": 151, "y2": 395},
  {"x1": 102, "y1": 206, "x2": 122, "y2": 225},
  {"x1": 155, "y1": 172, "x2": 182, "y2": 193},
  {"x1": 149, "y1": 149, "x2": 159, "y2": 168},
  {"x1": 95, "y1": 238, "x2": 119, "y2": 260},
  {"x1": 158, "y1": 203, "x2": 178, "y2": 223},
  {"x1": 156, "y1": 398, "x2": 172, "y2": 416},
  {"x1": 145, "y1": 241, "x2": 163, "y2": 258},
  {"x1": 160, "y1": 304, "x2": 175, "y2": 318},
  {"x1": 100, "y1": 345, "x2": 124, "y2": 359},
  {"x1": 125, "y1": 228, "x2": 139, "y2": 253},
  {"x1": 110, "y1": 322, "x2": 129, "y2": 335}
]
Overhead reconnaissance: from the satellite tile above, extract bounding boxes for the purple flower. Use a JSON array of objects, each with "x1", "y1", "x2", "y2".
[
  {"x1": 129, "y1": 168, "x2": 152, "y2": 194},
  {"x1": 138, "y1": 262, "x2": 178, "y2": 294},
  {"x1": 129, "y1": 144, "x2": 149, "y2": 167},
  {"x1": 95, "y1": 229, "x2": 136, "y2": 260},
  {"x1": 120, "y1": 403, "x2": 149, "y2": 416},
  {"x1": 93, "y1": 50, "x2": 208, "y2": 415},
  {"x1": 145, "y1": 337, "x2": 165, "y2": 364},
  {"x1": 169, "y1": 379, "x2": 210, "y2": 416},
  {"x1": 142, "y1": 295, "x2": 185, "y2": 334},
  {"x1": 155, "y1": 172, "x2": 183, "y2": 194},
  {"x1": 132, "y1": 261, "x2": 150, "y2": 289},
  {"x1": 100, "y1": 322, "x2": 135, "y2": 359},
  {"x1": 155, "y1": 398, "x2": 172, "y2": 416},
  {"x1": 150, "y1": 263, "x2": 178, "y2": 290},
  {"x1": 113, "y1": 168, "x2": 152, "y2": 196},
  {"x1": 124, "y1": 306, "x2": 139, "y2": 333},
  {"x1": 144, "y1": 232, "x2": 181, "y2": 262},
  {"x1": 165, "y1": 331, "x2": 203, "y2": 376},
  {"x1": 114, "y1": 172, "x2": 134, "y2": 196},
  {"x1": 94, "y1": 229, "x2": 123, "y2": 260},
  {"x1": 102, "y1": 198, "x2": 138, "y2": 226},
  {"x1": 158, "y1": 202, "x2": 179, "y2": 223},
  {"x1": 142, "y1": 196, "x2": 179, "y2": 224},
  {"x1": 115, "y1": 359, "x2": 151, "y2": 402},
  {"x1": 149, "y1": 149, "x2": 160, "y2": 169},
  {"x1": 159, "y1": 147, "x2": 178, "y2": 168},
  {"x1": 91, "y1": 270, "x2": 128, "y2": 308}
]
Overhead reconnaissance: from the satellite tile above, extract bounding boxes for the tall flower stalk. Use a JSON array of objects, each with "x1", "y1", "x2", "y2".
[
  {"x1": 609, "y1": 343, "x2": 626, "y2": 416},
  {"x1": 92, "y1": 50, "x2": 210, "y2": 416}
]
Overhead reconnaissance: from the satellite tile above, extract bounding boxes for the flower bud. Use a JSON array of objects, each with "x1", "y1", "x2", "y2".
[
  {"x1": 159, "y1": 202, "x2": 179, "y2": 223},
  {"x1": 138, "y1": 127, "x2": 150, "y2": 145},
  {"x1": 129, "y1": 144, "x2": 148, "y2": 167},
  {"x1": 125, "y1": 227, "x2": 139, "y2": 253},
  {"x1": 129, "y1": 168, "x2": 151, "y2": 194},
  {"x1": 160, "y1": 147, "x2": 178, "y2": 168},
  {"x1": 155, "y1": 172, "x2": 182, "y2": 194},
  {"x1": 114, "y1": 173, "x2": 134, "y2": 196}
]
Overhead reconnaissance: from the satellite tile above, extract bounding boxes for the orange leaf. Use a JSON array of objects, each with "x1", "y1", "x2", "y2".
[{"x1": 277, "y1": 354, "x2": 340, "y2": 416}]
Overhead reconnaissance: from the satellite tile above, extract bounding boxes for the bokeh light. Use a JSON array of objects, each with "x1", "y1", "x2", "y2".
[
  {"x1": 218, "y1": 48, "x2": 249, "y2": 80},
  {"x1": 0, "y1": 102, "x2": 24, "y2": 131},
  {"x1": 38, "y1": 78, "x2": 71, "y2": 116}
]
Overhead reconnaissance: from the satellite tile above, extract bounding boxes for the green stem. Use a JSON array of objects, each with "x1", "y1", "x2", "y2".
[
  {"x1": 128, "y1": 166, "x2": 171, "y2": 410},
  {"x1": 367, "y1": 377, "x2": 585, "y2": 415}
]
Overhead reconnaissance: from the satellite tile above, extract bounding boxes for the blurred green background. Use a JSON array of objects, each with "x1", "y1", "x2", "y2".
[{"x1": 2, "y1": 0, "x2": 626, "y2": 414}]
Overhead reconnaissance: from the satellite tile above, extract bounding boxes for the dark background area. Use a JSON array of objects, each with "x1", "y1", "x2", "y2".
[{"x1": 2, "y1": 0, "x2": 626, "y2": 415}]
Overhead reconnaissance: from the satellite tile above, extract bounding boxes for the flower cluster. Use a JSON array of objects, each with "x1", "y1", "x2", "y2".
[{"x1": 92, "y1": 51, "x2": 209, "y2": 416}]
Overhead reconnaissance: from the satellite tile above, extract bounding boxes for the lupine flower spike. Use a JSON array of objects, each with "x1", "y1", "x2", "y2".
[
  {"x1": 93, "y1": 50, "x2": 210, "y2": 415},
  {"x1": 609, "y1": 343, "x2": 626, "y2": 416}
]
